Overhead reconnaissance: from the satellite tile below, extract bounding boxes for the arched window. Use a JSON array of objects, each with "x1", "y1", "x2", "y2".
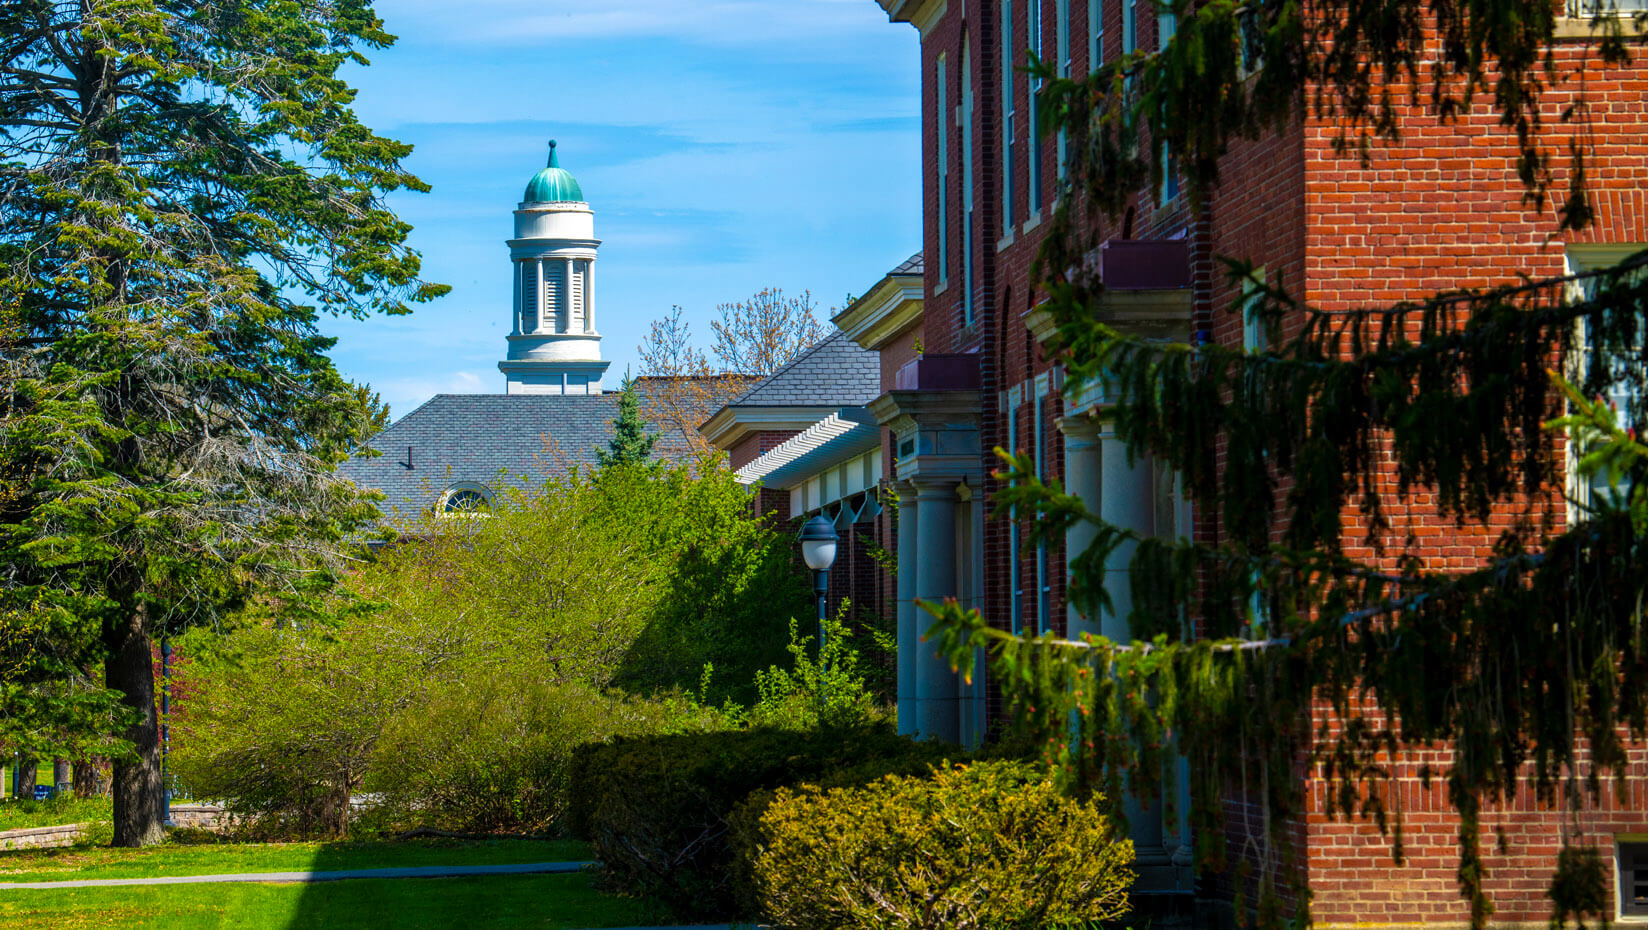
[{"x1": 438, "y1": 485, "x2": 493, "y2": 516}]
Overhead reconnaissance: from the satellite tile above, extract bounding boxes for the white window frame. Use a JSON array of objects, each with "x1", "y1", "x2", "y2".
[
  {"x1": 1568, "y1": 0, "x2": 1648, "y2": 16},
  {"x1": 1564, "y1": 243, "x2": 1646, "y2": 520},
  {"x1": 437, "y1": 483, "x2": 494, "y2": 518},
  {"x1": 1619, "y1": 837, "x2": 1648, "y2": 922}
]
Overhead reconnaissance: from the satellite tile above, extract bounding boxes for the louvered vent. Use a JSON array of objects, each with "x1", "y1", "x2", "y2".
[
  {"x1": 570, "y1": 261, "x2": 585, "y2": 331},
  {"x1": 542, "y1": 261, "x2": 565, "y2": 332},
  {"x1": 1624, "y1": 843, "x2": 1648, "y2": 918},
  {"x1": 519, "y1": 261, "x2": 538, "y2": 333}
]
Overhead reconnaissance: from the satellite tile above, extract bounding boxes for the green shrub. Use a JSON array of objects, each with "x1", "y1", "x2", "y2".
[
  {"x1": 567, "y1": 725, "x2": 952, "y2": 919},
  {"x1": 745, "y1": 610, "x2": 886, "y2": 731},
  {"x1": 369, "y1": 672, "x2": 725, "y2": 835},
  {"x1": 175, "y1": 460, "x2": 803, "y2": 838},
  {"x1": 749, "y1": 761, "x2": 1136, "y2": 930}
]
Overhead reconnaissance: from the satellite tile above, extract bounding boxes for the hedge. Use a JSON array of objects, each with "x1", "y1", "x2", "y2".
[{"x1": 567, "y1": 724, "x2": 951, "y2": 919}]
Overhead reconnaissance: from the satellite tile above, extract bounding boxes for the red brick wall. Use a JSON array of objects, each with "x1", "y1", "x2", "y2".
[
  {"x1": 727, "y1": 429, "x2": 803, "y2": 470},
  {"x1": 1291, "y1": 41, "x2": 1648, "y2": 925},
  {"x1": 911, "y1": 0, "x2": 1648, "y2": 923}
]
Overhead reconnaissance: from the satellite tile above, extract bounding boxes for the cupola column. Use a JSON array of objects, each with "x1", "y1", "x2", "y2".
[{"x1": 584, "y1": 261, "x2": 595, "y2": 334}]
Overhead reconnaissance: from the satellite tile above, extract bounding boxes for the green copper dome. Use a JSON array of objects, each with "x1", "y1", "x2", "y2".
[{"x1": 523, "y1": 140, "x2": 584, "y2": 203}]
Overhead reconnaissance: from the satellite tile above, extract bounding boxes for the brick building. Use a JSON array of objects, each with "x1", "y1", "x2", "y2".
[{"x1": 829, "y1": 0, "x2": 1647, "y2": 925}]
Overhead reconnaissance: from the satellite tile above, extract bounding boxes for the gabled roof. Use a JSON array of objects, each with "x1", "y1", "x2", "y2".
[
  {"x1": 337, "y1": 391, "x2": 684, "y2": 516},
  {"x1": 700, "y1": 331, "x2": 880, "y2": 449},
  {"x1": 890, "y1": 252, "x2": 924, "y2": 276},
  {"x1": 726, "y1": 331, "x2": 879, "y2": 407},
  {"x1": 832, "y1": 252, "x2": 925, "y2": 351}
]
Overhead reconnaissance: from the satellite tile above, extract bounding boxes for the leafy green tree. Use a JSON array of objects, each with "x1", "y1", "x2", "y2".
[
  {"x1": 599, "y1": 374, "x2": 657, "y2": 468},
  {"x1": 928, "y1": 5, "x2": 1647, "y2": 928},
  {"x1": 0, "y1": 0, "x2": 444, "y2": 844},
  {"x1": 174, "y1": 462, "x2": 801, "y2": 836}
]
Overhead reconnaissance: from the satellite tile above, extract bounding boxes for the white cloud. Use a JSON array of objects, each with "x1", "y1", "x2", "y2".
[{"x1": 376, "y1": 370, "x2": 490, "y2": 420}]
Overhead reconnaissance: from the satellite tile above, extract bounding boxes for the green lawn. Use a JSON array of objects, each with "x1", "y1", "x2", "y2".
[
  {"x1": 0, "y1": 871, "x2": 655, "y2": 929},
  {"x1": 0, "y1": 836, "x2": 592, "y2": 882},
  {"x1": 0, "y1": 837, "x2": 660, "y2": 929}
]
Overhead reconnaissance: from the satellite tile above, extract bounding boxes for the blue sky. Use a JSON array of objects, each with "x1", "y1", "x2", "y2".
[{"x1": 325, "y1": 0, "x2": 922, "y2": 419}]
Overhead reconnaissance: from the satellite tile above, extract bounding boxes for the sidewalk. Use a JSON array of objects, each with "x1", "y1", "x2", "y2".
[{"x1": 0, "y1": 859, "x2": 594, "y2": 889}]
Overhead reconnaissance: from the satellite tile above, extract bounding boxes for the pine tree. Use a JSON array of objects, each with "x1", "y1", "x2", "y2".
[
  {"x1": 0, "y1": 0, "x2": 444, "y2": 844},
  {"x1": 925, "y1": 3, "x2": 1648, "y2": 927},
  {"x1": 599, "y1": 374, "x2": 658, "y2": 468}
]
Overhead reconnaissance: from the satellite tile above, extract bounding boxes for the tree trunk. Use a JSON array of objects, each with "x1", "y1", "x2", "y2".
[
  {"x1": 106, "y1": 606, "x2": 163, "y2": 846},
  {"x1": 15, "y1": 758, "x2": 36, "y2": 798},
  {"x1": 52, "y1": 759, "x2": 70, "y2": 793},
  {"x1": 71, "y1": 757, "x2": 107, "y2": 797}
]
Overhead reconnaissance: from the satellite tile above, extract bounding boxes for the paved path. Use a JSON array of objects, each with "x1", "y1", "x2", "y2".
[{"x1": 0, "y1": 859, "x2": 595, "y2": 889}]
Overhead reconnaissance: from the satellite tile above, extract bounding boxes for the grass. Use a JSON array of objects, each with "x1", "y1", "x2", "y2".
[
  {"x1": 0, "y1": 835, "x2": 593, "y2": 882},
  {"x1": 0, "y1": 836, "x2": 656, "y2": 929},
  {"x1": 0, "y1": 798, "x2": 113, "y2": 833},
  {"x1": 0, "y1": 870, "x2": 655, "y2": 929}
]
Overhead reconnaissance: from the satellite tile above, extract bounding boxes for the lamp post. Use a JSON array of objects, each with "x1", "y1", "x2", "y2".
[
  {"x1": 799, "y1": 514, "x2": 839, "y2": 705},
  {"x1": 161, "y1": 638, "x2": 173, "y2": 827}
]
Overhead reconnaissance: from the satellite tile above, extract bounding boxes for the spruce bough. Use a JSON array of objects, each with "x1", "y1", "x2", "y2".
[
  {"x1": 927, "y1": 3, "x2": 1647, "y2": 927},
  {"x1": 0, "y1": 0, "x2": 445, "y2": 845}
]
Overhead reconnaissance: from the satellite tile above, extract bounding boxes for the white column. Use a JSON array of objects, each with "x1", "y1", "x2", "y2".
[
  {"x1": 536, "y1": 258, "x2": 547, "y2": 332},
  {"x1": 563, "y1": 257, "x2": 575, "y2": 333},
  {"x1": 1098, "y1": 420, "x2": 1152, "y2": 642},
  {"x1": 512, "y1": 260, "x2": 522, "y2": 335},
  {"x1": 1097, "y1": 416, "x2": 1166, "y2": 864},
  {"x1": 584, "y1": 260, "x2": 595, "y2": 334},
  {"x1": 1063, "y1": 416, "x2": 1104, "y2": 641},
  {"x1": 896, "y1": 482, "x2": 919, "y2": 736},
  {"x1": 913, "y1": 478, "x2": 960, "y2": 743}
]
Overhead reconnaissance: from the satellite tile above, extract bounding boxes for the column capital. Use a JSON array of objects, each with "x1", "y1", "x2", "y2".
[
  {"x1": 909, "y1": 477, "x2": 961, "y2": 500},
  {"x1": 1057, "y1": 411, "x2": 1105, "y2": 443}
]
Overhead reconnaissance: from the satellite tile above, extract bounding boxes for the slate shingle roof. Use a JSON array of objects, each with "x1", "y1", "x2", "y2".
[
  {"x1": 726, "y1": 331, "x2": 880, "y2": 408},
  {"x1": 338, "y1": 390, "x2": 683, "y2": 516},
  {"x1": 890, "y1": 251, "x2": 923, "y2": 276}
]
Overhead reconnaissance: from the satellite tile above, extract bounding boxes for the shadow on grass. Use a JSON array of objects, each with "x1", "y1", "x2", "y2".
[{"x1": 277, "y1": 837, "x2": 654, "y2": 930}]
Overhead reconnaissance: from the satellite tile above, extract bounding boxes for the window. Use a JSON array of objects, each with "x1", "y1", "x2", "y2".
[
  {"x1": 1160, "y1": 143, "x2": 1179, "y2": 204},
  {"x1": 936, "y1": 55, "x2": 949, "y2": 285},
  {"x1": 1028, "y1": 0, "x2": 1044, "y2": 214},
  {"x1": 1241, "y1": 267, "x2": 1268, "y2": 353},
  {"x1": 1034, "y1": 378, "x2": 1051, "y2": 632},
  {"x1": 440, "y1": 486, "x2": 492, "y2": 515},
  {"x1": 1003, "y1": 0, "x2": 1015, "y2": 235},
  {"x1": 1057, "y1": 0, "x2": 1071, "y2": 180},
  {"x1": 1238, "y1": 0, "x2": 1265, "y2": 74},
  {"x1": 962, "y1": 33, "x2": 977, "y2": 327},
  {"x1": 1008, "y1": 399, "x2": 1023, "y2": 634},
  {"x1": 1123, "y1": 0, "x2": 1136, "y2": 55},
  {"x1": 520, "y1": 260, "x2": 538, "y2": 333},
  {"x1": 1568, "y1": 0, "x2": 1648, "y2": 15},
  {"x1": 1158, "y1": 0, "x2": 1177, "y2": 50},
  {"x1": 1621, "y1": 841, "x2": 1648, "y2": 919},
  {"x1": 542, "y1": 259, "x2": 564, "y2": 332},
  {"x1": 1565, "y1": 244, "x2": 1646, "y2": 515},
  {"x1": 1088, "y1": 0, "x2": 1104, "y2": 70}
]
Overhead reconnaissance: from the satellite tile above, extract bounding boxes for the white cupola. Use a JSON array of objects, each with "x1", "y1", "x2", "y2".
[{"x1": 498, "y1": 140, "x2": 611, "y2": 395}]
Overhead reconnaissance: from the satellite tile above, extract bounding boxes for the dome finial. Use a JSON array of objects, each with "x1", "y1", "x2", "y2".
[{"x1": 547, "y1": 139, "x2": 559, "y2": 168}]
